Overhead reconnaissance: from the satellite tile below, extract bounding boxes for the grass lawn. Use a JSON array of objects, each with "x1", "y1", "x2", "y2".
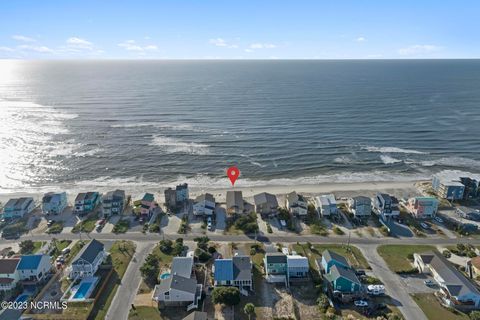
[
  {"x1": 138, "y1": 242, "x2": 175, "y2": 294},
  {"x1": 46, "y1": 221, "x2": 64, "y2": 234},
  {"x1": 32, "y1": 241, "x2": 45, "y2": 253},
  {"x1": 377, "y1": 245, "x2": 435, "y2": 273},
  {"x1": 72, "y1": 216, "x2": 98, "y2": 233},
  {"x1": 51, "y1": 239, "x2": 72, "y2": 259},
  {"x1": 90, "y1": 240, "x2": 136, "y2": 320},
  {"x1": 292, "y1": 243, "x2": 371, "y2": 270},
  {"x1": 66, "y1": 240, "x2": 86, "y2": 264},
  {"x1": 113, "y1": 219, "x2": 130, "y2": 234},
  {"x1": 412, "y1": 293, "x2": 469, "y2": 320},
  {"x1": 128, "y1": 306, "x2": 162, "y2": 320}
]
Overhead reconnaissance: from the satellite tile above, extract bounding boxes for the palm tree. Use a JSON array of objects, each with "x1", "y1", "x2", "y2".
[{"x1": 244, "y1": 303, "x2": 255, "y2": 320}]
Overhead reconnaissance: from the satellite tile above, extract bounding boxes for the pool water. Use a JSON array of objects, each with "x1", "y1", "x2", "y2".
[
  {"x1": 73, "y1": 282, "x2": 92, "y2": 299},
  {"x1": 160, "y1": 272, "x2": 171, "y2": 280},
  {"x1": 70, "y1": 276, "x2": 99, "y2": 301}
]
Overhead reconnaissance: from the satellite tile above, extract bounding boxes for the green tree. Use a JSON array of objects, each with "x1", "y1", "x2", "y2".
[
  {"x1": 317, "y1": 293, "x2": 329, "y2": 313},
  {"x1": 159, "y1": 239, "x2": 173, "y2": 254},
  {"x1": 140, "y1": 253, "x2": 160, "y2": 286},
  {"x1": 470, "y1": 310, "x2": 480, "y2": 320},
  {"x1": 211, "y1": 287, "x2": 240, "y2": 306},
  {"x1": 244, "y1": 303, "x2": 255, "y2": 320},
  {"x1": 19, "y1": 240, "x2": 35, "y2": 254}
]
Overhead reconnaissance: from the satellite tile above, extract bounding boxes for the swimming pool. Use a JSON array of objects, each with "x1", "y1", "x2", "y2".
[
  {"x1": 70, "y1": 276, "x2": 99, "y2": 301},
  {"x1": 160, "y1": 272, "x2": 171, "y2": 280},
  {"x1": 15, "y1": 294, "x2": 30, "y2": 303}
]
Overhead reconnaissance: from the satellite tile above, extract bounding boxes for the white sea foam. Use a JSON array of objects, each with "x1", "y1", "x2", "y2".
[
  {"x1": 363, "y1": 146, "x2": 428, "y2": 154},
  {"x1": 150, "y1": 136, "x2": 210, "y2": 155},
  {"x1": 110, "y1": 122, "x2": 210, "y2": 132},
  {"x1": 380, "y1": 155, "x2": 402, "y2": 164},
  {"x1": 334, "y1": 156, "x2": 355, "y2": 164},
  {"x1": 420, "y1": 157, "x2": 480, "y2": 169}
]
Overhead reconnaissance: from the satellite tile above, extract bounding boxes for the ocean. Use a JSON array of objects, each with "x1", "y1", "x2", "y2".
[{"x1": 1, "y1": 60, "x2": 480, "y2": 194}]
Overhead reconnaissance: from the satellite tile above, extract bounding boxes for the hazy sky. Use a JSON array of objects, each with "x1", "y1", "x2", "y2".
[{"x1": 1, "y1": 0, "x2": 479, "y2": 59}]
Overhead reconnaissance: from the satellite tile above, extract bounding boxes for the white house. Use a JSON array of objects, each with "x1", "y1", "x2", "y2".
[
  {"x1": 286, "y1": 192, "x2": 308, "y2": 217},
  {"x1": 315, "y1": 194, "x2": 337, "y2": 216},
  {"x1": 287, "y1": 255, "x2": 309, "y2": 279},
  {"x1": 348, "y1": 196, "x2": 372, "y2": 217},
  {"x1": 2, "y1": 197, "x2": 35, "y2": 218},
  {"x1": 414, "y1": 251, "x2": 480, "y2": 308},
  {"x1": 17, "y1": 254, "x2": 51, "y2": 282},
  {"x1": 152, "y1": 256, "x2": 202, "y2": 311},
  {"x1": 69, "y1": 239, "x2": 106, "y2": 279},
  {"x1": 193, "y1": 193, "x2": 215, "y2": 216},
  {"x1": 0, "y1": 258, "x2": 20, "y2": 291},
  {"x1": 42, "y1": 192, "x2": 68, "y2": 215}
]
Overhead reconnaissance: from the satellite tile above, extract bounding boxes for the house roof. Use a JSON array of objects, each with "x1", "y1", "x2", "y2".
[
  {"x1": 226, "y1": 191, "x2": 243, "y2": 209},
  {"x1": 254, "y1": 192, "x2": 278, "y2": 207},
  {"x1": 85, "y1": 192, "x2": 98, "y2": 200},
  {"x1": 142, "y1": 193, "x2": 154, "y2": 202},
  {"x1": 183, "y1": 311, "x2": 208, "y2": 320},
  {"x1": 0, "y1": 258, "x2": 20, "y2": 274},
  {"x1": 176, "y1": 183, "x2": 188, "y2": 190},
  {"x1": 322, "y1": 250, "x2": 349, "y2": 267},
  {"x1": 418, "y1": 251, "x2": 480, "y2": 297},
  {"x1": 72, "y1": 239, "x2": 104, "y2": 265},
  {"x1": 171, "y1": 257, "x2": 193, "y2": 278},
  {"x1": 214, "y1": 256, "x2": 252, "y2": 282},
  {"x1": 105, "y1": 189, "x2": 125, "y2": 199},
  {"x1": 17, "y1": 255, "x2": 46, "y2": 270},
  {"x1": 265, "y1": 252, "x2": 287, "y2": 264},
  {"x1": 351, "y1": 196, "x2": 371, "y2": 204},
  {"x1": 287, "y1": 255, "x2": 309, "y2": 268},
  {"x1": 195, "y1": 193, "x2": 215, "y2": 203},
  {"x1": 75, "y1": 193, "x2": 87, "y2": 202},
  {"x1": 4, "y1": 197, "x2": 33, "y2": 209},
  {"x1": 329, "y1": 264, "x2": 361, "y2": 285},
  {"x1": 157, "y1": 274, "x2": 197, "y2": 294},
  {"x1": 377, "y1": 193, "x2": 392, "y2": 203},
  {"x1": 214, "y1": 259, "x2": 234, "y2": 281}
]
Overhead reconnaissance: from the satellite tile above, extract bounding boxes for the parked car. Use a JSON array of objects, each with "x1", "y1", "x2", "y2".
[
  {"x1": 207, "y1": 217, "x2": 213, "y2": 231},
  {"x1": 424, "y1": 279, "x2": 435, "y2": 286},
  {"x1": 355, "y1": 269, "x2": 366, "y2": 276},
  {"x1": 434, "y1": 216, "x2": 443, "y2": 223},
  {"x1": 61, "y1": 248, "x2": 71, "y2": 255},
  {"x1": 354, "y1": 300, "x2": 369, "y2": 307},
  {"x1": 95, "y1": 219, "x2": 106, "y2": 230},
  {"x1": 420, "y1": 222, "x2": 430, "y2": 230},
  {"x1": 47, "y1": 220, "x2": 54, "y2": 227}
]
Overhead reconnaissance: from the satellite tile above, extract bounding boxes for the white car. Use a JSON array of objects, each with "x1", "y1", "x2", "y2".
[
  {"x1": 354, "y1": 300, "x2": 368, "y2": 307},
  {"x1": 420, "y1": 222, "x2": 430, "y2": 229},
  {"x1": 434, "y1": 216, "x2": 443, "y2": 223}
]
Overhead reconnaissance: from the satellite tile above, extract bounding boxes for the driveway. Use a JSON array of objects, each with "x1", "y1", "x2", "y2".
[
  {"x1": 102, "y1": 215, "x2": 121, "y2": 233},
  {"x1": 105, "y1": 241, "x2": 156, "y2": 320},
  {"x1": 358, "y1": 244, "x2": 427, "y2": 320}
]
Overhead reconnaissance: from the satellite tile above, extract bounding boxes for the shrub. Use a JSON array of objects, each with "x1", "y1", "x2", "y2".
[
  {"x1": 443, "y1": 250, "x2": 452, "y2": 258},
  {"x1": 208, "y1": 246, "x2": 217, "y2": 254},
  {"x1": 212, "y1": 287, "x2": 240, "y2": 306},
  {"x1": 159, "y1": 239, "x2": 173, "y2": 254},
  {"x1": 317, "y1": 293, "x2": 329, "y2": 312},
  {"x1": 195, "y1": 249, "x2": 212, "y2": 262},
  {"x1": 470, "y1": 310, "x2": 480, "y2": 320},
  {"x1": 234, "y1": 213, "x2": 259, "y2": 234},
  {"x1": 140, "y1": 253, "x2": 160, "y2": 286},
  {"x1": 380, "y1": 225, "x2": 390, "y2": 236},
  {"x1": 20, "y1": 240, "x2": 35, "y2": 254},
  {"x1": 333, "y1": 226, "x2": 344, "y2": 235}
]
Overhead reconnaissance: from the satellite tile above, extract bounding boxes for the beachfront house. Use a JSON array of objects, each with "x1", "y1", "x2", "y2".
[
  {"x1": 315, "y1": 194, "x2": 337, "y2": 217},
  {"x1": 320, "y1": 250, "x2": 351, "y2": 274},
  {"x1": 74, "y1": 192, "x2": 100, "y2": 214},
  {"x1": 414, "y1": 251, "x2": 480, "y2": 309},
  {"x1": 133, "y1": 193, "x2": 156, "y2": 219},
  {"x1": 226, "y1": 191, "x2": 244, "y2": 216},
  {"x1": 286, "y1": 192, "x2": 308, "y2": 217},
  {"x1": 287, "y1": 255, "x2": 309, "y2": 279},
  {"x1": 176, "y1": 183, "x2": 189, "y2": 203},
  {"x1": 461, "y1": 177, "x2": 480, "y2": 199},
  {"x1": 152, "y1": 256, "x2": 202, "y2": 311},
  {"x1": 2, "y1": 197, "x2": 35, "y2": 219},
  {"x1": 164, "y1": 188, "x2": 177, "y2": 212},
  {"x1": 432, "y1": 175, "x2": 465, "y2": 200},
  {"x1": 348, "y1": 196, "x2": 372, "y2": 217},
  {"x1": 213, "y1": 256, "x2": 253, "y2": 293},
  {"x1": 406, "y1": 197, "x2": 439, "y2": 219},
  {"x1": 69, "y1": 239, "x2": 105, "y2": 279},
  {"x1": 264, "y1": 253, "x2": 288, "y2": 283},
  {"x1": 17, "y1": 254, "x2": 51, "y2": 283},
  {"x1": 102, "y1": 189, "x2": 126, "y2": 217},
  {"x1": 324, "y1": 264, "x2": 362, "y2": 293},
  {"x1": 0, "y1": 258, "x2": 20, "y2": 291},
  {"x1": 193, "y1": 193, "x2": 215, "y2": 216},
  {"x1": 42, "y1": 192, "x2": 68, "y2": 215},
  {"x1": 373, "y1": 193, "x2": 400, "y2": 219},
  {"x1": 254, "y1": 192, "x2": 279, "y2": 217}
]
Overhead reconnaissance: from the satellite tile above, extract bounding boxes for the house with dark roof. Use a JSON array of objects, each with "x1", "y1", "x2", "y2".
[
  {"x1": 74, "y1": 192, "x2": 100, "y2": 214},
  {"x1": 2, "y1": 197, "x2": 35, "y2": 218},
  {"x1": 226, "y1": 191, "x2": 244, "y2": 216},
  {"x1": 324, "y1": 264, "x2": 362, "y2": 293},
  {"x1": 373, "y1": 193, "x2": 400, "y2": 219},
  {"x1": 213, "y1": 256, "x2": 253, "y2": 292},
  {"x1": 320, "y1": 250, "x2": 350, "y2": 274},
  {"x1": 183, "y1": 311, "x2": 208, "y2": 320},
  {"x1": 17, "y1": 254, "x2": 51, "y2": 282},
  {"x1": 102, "y1": 190, "x2": 126, "y2": 217},
  {"x1": 0, "y1": 258, "x2": 20, "y2": 291},
  {"x1": 264, "y1": 252, "x2": 288, "y2": 283},
  {"x1": 193, "y1": 193, "x2": 215, "y2": 216},
  {"x1": 42, "y1": 192, "x2": 68, "y2": 215},
  {"x1": 254, "y1": 192, "x2": 278, "y2": 216},
  {"x1": 415, "y1": 251, "x2": 480, "y2": 308},
  {"x1": 69, "y1": 239, "x2": 105, "y2": 279},
  {"x1": 152, "y1": 256, "x2": 202, "y2": 311},
  {"x1": 348, "y1": 196, "x2": 372, "y2": 217},
  {"x1": 286, "y1": 192, "x2": 308, "y2": 217}
]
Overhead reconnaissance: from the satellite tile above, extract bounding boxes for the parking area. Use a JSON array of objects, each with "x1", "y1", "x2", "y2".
[{"x1": 399, "y1": 273, "x2": 438, "y2": 294}]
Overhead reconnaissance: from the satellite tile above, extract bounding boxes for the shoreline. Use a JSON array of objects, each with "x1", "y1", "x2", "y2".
[{"x1": 0, "y1": 179, "x2": 424, "y2": 204}]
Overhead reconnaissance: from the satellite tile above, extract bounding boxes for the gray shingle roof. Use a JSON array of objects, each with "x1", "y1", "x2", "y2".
[
  {"x1": 171, "y1": 257, "x2": 193, "y2": 278},
  {"x1": 226, "y1": 191, "x2": 243, "y2": 210},
  {"x1": 161, "y1": 274, "x2": 197, "y2": 294},
  {"x1": 254, "y1": 192, "x2": 278, "y2": 207},
  {"x1": 72, "y1": 239, "x2": 104, "y2": 265},
  {"x1": 329, "y1": 264, "x2": 361, "y2": 285},
  {"x1": 322, "y1": 250, "x2": 349, "y2": 267},
  {"x1": 195, "y1": 193, "x2": 215, "y2": 203},
  {"x1": 232, "y1": 256, "x2": 252, "y2": 281},
  {"x1": 0, "y1": 258, "x2": 20, "y2": 274}
]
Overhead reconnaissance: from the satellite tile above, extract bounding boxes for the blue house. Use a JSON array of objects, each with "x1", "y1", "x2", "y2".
[
  {"x1": 17, "y1": 254, "x2": 51, "y2": 282},
  {"x1": 324, "y1": 265, "x2": 362, "y2": 293},
  {"x1": 42, "y1": 192, "x2": 68, "y2": 215},
  {"x1": 321, "y1": 250, "x2": 350, "y2": 274}
]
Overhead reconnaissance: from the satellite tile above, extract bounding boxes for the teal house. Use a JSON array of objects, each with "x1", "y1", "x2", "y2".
[
  {"x1": 264, "y1": 253, "x2": 287, "y2": 282},
  {"x1": 321, "y1": 250, "x2": 350, "y2": 273},
  {"x1": 325, "y1": 265, "x2": 362, "y2": 293}
]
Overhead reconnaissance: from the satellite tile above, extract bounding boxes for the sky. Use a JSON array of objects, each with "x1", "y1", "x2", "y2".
[{"x1": 0, "y1": 0, "x2": 479, "y2": 59}]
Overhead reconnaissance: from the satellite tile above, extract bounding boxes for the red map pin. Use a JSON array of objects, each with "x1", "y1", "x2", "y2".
[{"x1": 227, "y1": 166, "x2": 240, "y2": 186}]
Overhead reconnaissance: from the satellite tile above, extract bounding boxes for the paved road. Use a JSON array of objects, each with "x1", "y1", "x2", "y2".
[
  {"x1": 358, "y1": 245, "x2": 427, "y2": 320},
  {"x1": 105, "y1": 241, "x2": 156, "y2": 320}
]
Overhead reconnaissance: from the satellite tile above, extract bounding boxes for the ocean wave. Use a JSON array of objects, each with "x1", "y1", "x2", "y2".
[
  {"x1": 420, "y1": 157, "x2": 480, "y2": 168},
  {"x1": 334, "y1": 156, "x2": 355, "y2": 164},
  {"x1": 380, "y1": 155, "x2": 402, "y2": 164},
  {"x1": 110, "y1": 122, "x2": 211, "y2": 132},
  {"x1": 150, "y1": 135, "x2": 210, "y2": 155},
  {"x1": 363, "y1": 146, "x2": 428, "y2": 154}
]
